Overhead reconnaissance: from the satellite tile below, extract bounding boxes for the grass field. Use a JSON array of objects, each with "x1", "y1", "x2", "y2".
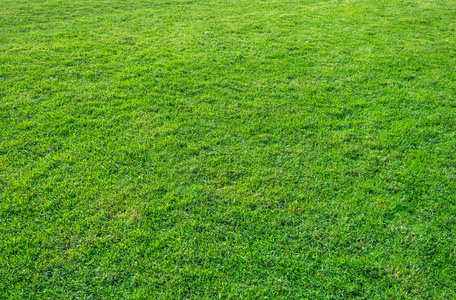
[{"x1": 1, "y1": 0, "x2": 455, "y2": 298}]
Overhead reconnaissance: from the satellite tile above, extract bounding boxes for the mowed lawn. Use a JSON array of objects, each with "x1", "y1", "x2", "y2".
[{"x1": 1, "y1": 0, "x2": 455, "y2": 298}]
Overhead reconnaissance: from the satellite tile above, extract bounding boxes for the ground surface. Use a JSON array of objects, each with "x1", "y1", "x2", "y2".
[{"x1": 1, "y1": 0, "x2": 455, "y2": 298}]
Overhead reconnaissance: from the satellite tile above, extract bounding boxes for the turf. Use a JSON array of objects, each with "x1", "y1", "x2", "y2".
[{"x1": 1, "y1": 0, "x2": 455, "y2": 298}]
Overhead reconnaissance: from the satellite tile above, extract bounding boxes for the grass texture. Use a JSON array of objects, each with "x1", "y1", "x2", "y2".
[{"x1": 1, "y1": 0, "x2": 455, "y2": 298}]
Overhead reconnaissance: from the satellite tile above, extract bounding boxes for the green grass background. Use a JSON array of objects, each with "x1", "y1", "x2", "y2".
[{"x1": 1, "y1": 0, "x2": 455, "y2": 298}]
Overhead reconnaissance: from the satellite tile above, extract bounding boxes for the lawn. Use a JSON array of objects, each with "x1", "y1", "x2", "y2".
[{"x1": 1, "y1": 0, "x2": 455, "y2": 298}]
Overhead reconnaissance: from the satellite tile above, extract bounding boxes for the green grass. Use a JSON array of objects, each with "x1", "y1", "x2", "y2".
[{"x1": 1, "y1": 0, "x2": 455, "y2": 298}]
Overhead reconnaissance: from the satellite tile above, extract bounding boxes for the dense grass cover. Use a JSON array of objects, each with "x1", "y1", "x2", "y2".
[{"x1": 1, "y1": 0, "x2": 455, "y2": 298}]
